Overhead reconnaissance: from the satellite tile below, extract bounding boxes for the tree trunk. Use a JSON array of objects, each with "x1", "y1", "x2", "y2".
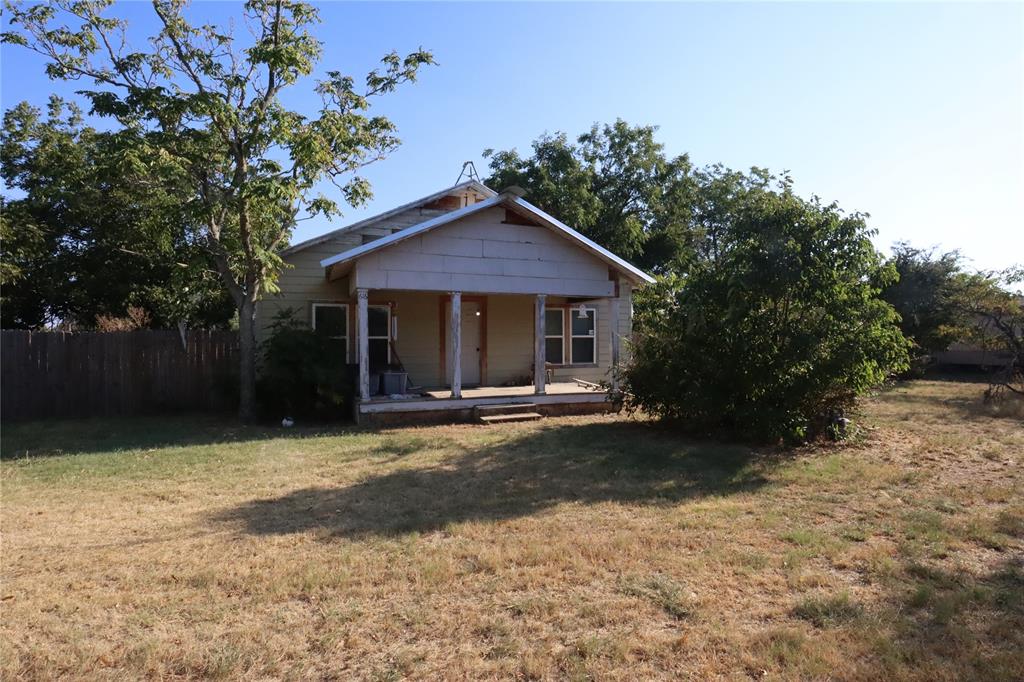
[{"x1": 238, "y1": 296, "x2": 258, "y2": 422}]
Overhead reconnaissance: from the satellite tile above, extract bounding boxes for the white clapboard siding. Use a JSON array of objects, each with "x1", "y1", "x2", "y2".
[
  {"x1": 351, "y1": 207, "x2": 615, "y2": 297},
  {"x1": 256, "y1": 204, "x2": 467, "y2": 342}
]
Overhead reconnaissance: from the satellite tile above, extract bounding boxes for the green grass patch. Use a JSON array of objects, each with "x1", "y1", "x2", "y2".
[{"x1": 793, "y1": 592, "x2": 863, "y2": 627}]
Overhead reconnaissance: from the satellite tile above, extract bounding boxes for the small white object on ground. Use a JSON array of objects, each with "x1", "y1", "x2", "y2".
[{"x1": 281, "y1": 417, "x2": 295, "y2": 427}]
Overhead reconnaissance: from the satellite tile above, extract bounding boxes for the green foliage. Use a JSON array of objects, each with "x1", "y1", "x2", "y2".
[
  {"x1": 484, "y1": 119, "x2": 694, "y2": 270},
  {"x1": 2, "y1": 0, "x2": 435, "y2": 418},
  {"x1": 1, "y1": 98, "x2": 233, "y2": 329},
  {"x1": 879, "y1": 243, "x2": 966, "y2": 355},
  {"x1": 793, "y1": 592, "x2": 863, "y2": 627},
  {"x1": 951, "y1": 268, "x2": 1024, "y2": 396},
  {"x1": 257, "y1": 308, "x2": 353, "y2": 420},
  {"x1": 621, "y1": 169, "x2": 910, "y2": 443}
]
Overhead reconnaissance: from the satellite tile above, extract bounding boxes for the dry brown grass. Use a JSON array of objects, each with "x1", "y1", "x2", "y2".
[{"x1": 1, "y1": 380, "x2": 1022, "y2": 680}]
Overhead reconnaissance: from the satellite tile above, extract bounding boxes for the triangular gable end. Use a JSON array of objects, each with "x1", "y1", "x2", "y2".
[
  {"x1": 282, "y1": 180, "x2": 496, "y2": 256},
  {"x1": 320, "y1": 193, "x2": 655, "y2": 287}
]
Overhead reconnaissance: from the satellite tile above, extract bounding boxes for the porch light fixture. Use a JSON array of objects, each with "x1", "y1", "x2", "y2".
[{"x1": 575, "y1": 303, "x2": 588, "y2": 319}]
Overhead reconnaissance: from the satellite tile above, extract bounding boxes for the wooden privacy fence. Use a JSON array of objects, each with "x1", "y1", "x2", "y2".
[{"x1": 1, "y1": 330, "x2": 238, "y2": 422}]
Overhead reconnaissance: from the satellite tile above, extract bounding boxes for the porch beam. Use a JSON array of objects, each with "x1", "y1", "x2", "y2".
[
  {"x1": 450, "y1": 291, "x2": 462, "y2": 399},
  {"x1": 534, "y1": 293, "x2": 546, "y2": 395},
  {"x1": 357, "y1": 288, "x2": 370, "y2": 401}
]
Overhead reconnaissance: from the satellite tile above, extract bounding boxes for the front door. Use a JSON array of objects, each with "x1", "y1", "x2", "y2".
[{"x1": 446, "y1": 300, "x2": 481, "y2": 386}]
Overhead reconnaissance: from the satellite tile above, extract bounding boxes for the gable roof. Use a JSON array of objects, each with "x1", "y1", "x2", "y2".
[
  {"x1": 319, "y1": 191, "x2": 656, "y2": 285},
  {"x1": 282, "y1": 180, "x2": 497, "y2": 256}
]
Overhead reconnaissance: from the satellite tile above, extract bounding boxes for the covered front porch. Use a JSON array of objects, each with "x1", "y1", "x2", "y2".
[
  {"x1": 349, "y1": 287, "x2": 622, "y2": 424},
  {"x1": 308, "y1": 189, "x2": 649, "y2": 424}
]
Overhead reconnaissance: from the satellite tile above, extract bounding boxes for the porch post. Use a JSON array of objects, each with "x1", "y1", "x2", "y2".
[
  {"x1": 450, "y1": 291, "x2": 462, "y2": 399},
  {"x1": 610, "y1": 297, "x2": 621, "y2": 391},
  {"x1": 534, "y1": 293, "x2": 546, "y2": 395},
  {"x1": 357, "y1": 288, "x2": 370, "y2": 401}
]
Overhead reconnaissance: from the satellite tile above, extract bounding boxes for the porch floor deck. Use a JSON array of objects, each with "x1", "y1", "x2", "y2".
[
  {"x1": 421, "y1": 382, "x2": 603, "y2": 400},
  {"x1": 357, "y1": 381, "x2": 611, "y2": 423}
]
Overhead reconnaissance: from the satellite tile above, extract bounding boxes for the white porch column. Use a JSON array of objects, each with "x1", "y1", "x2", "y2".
[
  {"x1": 357, "y1": 288, "x2": 370, "y2": 401},
  {"x1": 610, "y1": 297, "x2": 621, "y2": 391},
  {"x1": 450, "y1": 291, "x2": 462, "y2": 399},
  {"x1": 534, "y1": 293, "x2": 546, "y2": 395}
]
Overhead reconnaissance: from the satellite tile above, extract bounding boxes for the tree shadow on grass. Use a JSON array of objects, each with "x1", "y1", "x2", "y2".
[
  {"x1": 858, "y1": 553, "x2": 1024, "y2": 679},
  {"x1": 211, "y1": 421, "x2": 778, "y2": 538}
]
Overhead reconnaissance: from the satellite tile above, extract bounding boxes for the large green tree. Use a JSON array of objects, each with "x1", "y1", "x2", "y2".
[
  {"x1": 3, "y1": 0, "x2": 434, "y2": 419},
  {"x1": 1, "y1": 97, "x2": 232, "y2": 329},
  {"x1": 484, "y1": 119, "x2": 695, "y2": 271},
  {"x1": 621, "y1": 168, "x2": 910, "y2": 442},
  {"x1": 878, "y1": 242, "x2": 966, "y2": 356}
]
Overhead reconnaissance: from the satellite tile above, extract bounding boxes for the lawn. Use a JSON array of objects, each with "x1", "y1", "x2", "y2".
[{"x1": 1, "y1": 380, "x2": 1022, "y2": 680}]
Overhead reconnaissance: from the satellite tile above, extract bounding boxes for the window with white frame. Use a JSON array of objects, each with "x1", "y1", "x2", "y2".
[
  {"x1": 544, "y1": 308, "x2": 565, "y2": 365},
  {"x1": 367, "y1": 304, "x2": 391, "y2": 370},
  {"x1": 570, "y1": 306, "x2": 597, "y2": 364},
  {"x1": 312, "y1": 303, "x2": 349, "y2": 361}
]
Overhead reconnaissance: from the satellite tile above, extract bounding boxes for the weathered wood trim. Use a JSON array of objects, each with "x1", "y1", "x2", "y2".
[
  {"x1": 534, "y1": 294, "x2": 546, "y2": 395},
  {"x1": 356, "y1": 288, "x2": 369, "y2": 401},
  {"x1": 450, "y1": 291, "x2": 462, "y2": 399}
]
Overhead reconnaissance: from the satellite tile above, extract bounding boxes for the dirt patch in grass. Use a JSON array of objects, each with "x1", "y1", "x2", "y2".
[{"x1": 1, "y1": 380, "x2": 1021, "y2": 680}]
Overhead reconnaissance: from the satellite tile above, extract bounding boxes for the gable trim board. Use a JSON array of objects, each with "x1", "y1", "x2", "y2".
[
  {"x1": 319, "y1": 193, "x2": 656, "y2": 287},
  {"x1": 283, "y1": 180, "x2": 497, "y2": 256}
]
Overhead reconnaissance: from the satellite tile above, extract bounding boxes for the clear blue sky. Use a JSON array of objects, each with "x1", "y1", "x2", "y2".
[{"x1": 2, "y1": 1, "x2": 1022, "y2": 272}]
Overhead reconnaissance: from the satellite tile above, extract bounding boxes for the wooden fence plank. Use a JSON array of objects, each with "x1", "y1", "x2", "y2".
[{"x1": 1, "y1": 330, "x2": 239, "y2": 421}]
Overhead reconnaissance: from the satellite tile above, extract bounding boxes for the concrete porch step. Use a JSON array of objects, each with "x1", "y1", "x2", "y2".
[
  {"x1": 474, "y1": 402, "x2": 539, "y2": 417},
  {"x1": 478, "y1": 411, "x2": 544, "y2": 425}
]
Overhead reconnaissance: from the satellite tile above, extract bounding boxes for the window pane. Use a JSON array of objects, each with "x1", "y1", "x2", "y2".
[
  {"x1": 368, "y1": 307, "x2": 389, "y2": 337},
  {"x1": 369, "y1": 338, "x2": 390, "y2": 369},
  {"x1": 545, "y1": 338, "x2": 563, "y2": 364},
  {"x1": 571, "y1": 337, "x2": 595, "y2": 364},
  {"x1": 571, "y1": 309, "x2": 595, "y2": 336},
  {"x1": 314, "y1": 306, "x2": 346, "y2": 337},
  {"x1": 544, "y1": 309, "x2": 563, "y2": 336}
]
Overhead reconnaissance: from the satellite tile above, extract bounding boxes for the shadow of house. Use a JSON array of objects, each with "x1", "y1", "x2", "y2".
[{"x1": 211, "y1": 422, "x2": 776, "y2": 538}]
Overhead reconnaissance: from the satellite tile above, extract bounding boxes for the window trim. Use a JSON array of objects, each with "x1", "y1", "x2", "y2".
[
  {"x1": 569, "y1": 306, "x2": 598, "y2": 365},
  {"x1": 544, "y1": 307, "x2": 565, "y2": 365},
  {"x1": 311, "y1": 302, "x2": 349, "y2": 362}
]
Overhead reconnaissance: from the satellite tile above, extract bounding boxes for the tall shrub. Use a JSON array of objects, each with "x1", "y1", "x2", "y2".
[
  {"x1": 257, "y1": 309, "x2": 353, "y2": 420},
  {"x1": 621, "y1": 172, "x2": 910, "y2": 442}
]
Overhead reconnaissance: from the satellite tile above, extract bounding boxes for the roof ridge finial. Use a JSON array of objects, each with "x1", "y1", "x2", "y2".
[{"x1": 455, "y1": 160, "x2": 481, "y2": 185}]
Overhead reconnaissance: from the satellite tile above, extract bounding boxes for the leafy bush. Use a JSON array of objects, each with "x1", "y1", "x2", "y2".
[
  {"x1": 620, "y1": 174, "x2": 910, "y2": 443},
  {"x1": 256, "y1": 309, "x2": 354, "y2": 421}
]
